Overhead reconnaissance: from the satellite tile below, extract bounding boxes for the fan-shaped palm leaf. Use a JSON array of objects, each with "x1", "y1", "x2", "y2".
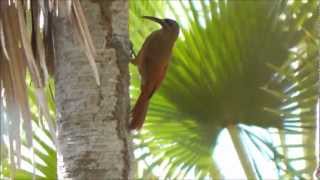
[{"x1": 130, "y1": 0, "x2": 318, "y2": 179}]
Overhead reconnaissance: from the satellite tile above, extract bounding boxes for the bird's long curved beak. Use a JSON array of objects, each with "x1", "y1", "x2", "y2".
[{"x1": 142, "y1": 16, "x2": 164, "y2": 26}]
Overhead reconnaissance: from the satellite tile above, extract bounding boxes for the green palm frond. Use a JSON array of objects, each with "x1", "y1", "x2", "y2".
[
  {"x1": 130, "y1": 0, "x2": 318, "y2": 179},
  {"x1": 1, "y1": 123, "x2": 56, "y2": 179}
]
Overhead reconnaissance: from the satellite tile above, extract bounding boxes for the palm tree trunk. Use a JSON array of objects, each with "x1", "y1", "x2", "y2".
[{"x1": 54, "y1": 0, "x2": 132, "y2": 179}]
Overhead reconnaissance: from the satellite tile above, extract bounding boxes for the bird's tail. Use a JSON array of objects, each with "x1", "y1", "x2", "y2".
[{"x1": 129, "y1": 90, "x2": 150, "y2": 130}]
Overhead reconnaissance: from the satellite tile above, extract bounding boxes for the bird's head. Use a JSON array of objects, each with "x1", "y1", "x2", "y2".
[{"x1": 142, "y1": 16, "x2": 180, "y2": 38}]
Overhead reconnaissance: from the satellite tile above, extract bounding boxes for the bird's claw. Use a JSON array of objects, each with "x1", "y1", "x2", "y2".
[{"x1": 129, "y1": 41, "x2": 137, "y2": 59}]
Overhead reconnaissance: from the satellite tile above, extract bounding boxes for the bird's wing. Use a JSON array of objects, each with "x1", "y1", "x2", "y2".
[{"x1": 132, "y1": 31, "x2": 161, "y2": 66}]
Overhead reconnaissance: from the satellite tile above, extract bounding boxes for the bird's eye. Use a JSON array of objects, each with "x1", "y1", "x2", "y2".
[{"x1": 164, "y1": 19, "x2": 173, "y2": 25}]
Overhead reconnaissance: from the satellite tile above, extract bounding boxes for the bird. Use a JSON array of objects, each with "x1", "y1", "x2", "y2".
[{"x1": 129, "y1": 16, "x2": 180, "y2": 130}]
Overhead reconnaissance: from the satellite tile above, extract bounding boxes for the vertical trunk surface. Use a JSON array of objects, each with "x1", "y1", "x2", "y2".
[{"x1": 54, "y1": 0, "x2": 132, "y2": 179}]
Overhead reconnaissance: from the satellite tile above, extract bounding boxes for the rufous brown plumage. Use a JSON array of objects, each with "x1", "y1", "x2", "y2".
[{"x1": 130, "y1": 16, "x2": 180, "y2": 130}]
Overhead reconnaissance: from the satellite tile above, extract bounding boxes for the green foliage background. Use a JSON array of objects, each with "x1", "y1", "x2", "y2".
[
  {"x1": 130, "y1": 0, "x2": 319, "y2": 179},
  {"x1": 1, "y1": 0, "x2": 319, "y2": 179}
]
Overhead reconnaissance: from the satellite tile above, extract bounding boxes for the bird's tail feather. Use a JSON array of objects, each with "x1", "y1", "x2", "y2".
[{"x1": 129, "y1": 91, "x2": 150, "y2": 130}]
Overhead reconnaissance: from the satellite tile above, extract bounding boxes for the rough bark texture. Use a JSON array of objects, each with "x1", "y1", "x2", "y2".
[{"x1": 54, "y1": 0, "x2": 132, "y2": 179}]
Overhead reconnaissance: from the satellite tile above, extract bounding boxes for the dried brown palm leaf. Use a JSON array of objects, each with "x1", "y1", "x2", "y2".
[
  {"x1": 43, "y1": 0, "x2": 55, "y2": 75},
  {"x1": 16, "y1": 0, "x2": 43, "y2": 88},
  {"x1": 2, "y1": 4, "x2": 33, "y2": 147},
  {"x1": 10, "y1": 1, "x2": 38, "y2": 148},
  {"x1": 0, "y1": 1, "x2": 39, "y2": 175},
  {"x1": 1, "y1": 0, "x2": 99, "y2": 177},
  {"x1": 0, "y1": 19, "x2": 10, "y2": 61},
  {"x1": 72, "y1": 0, "x2": 100, "y2": 85},
  {"x1": 31, "y1": 0, "x2": 49, "y2": 84},
  {"x1": 21, "y1": 0, "x2": 58, "y2": 141},
  {"x1": 29, "y1": 0, "x2": 56, "y2": 142},
  {"x1": 1, "y1": 58, "x2": 22, "y2": 170}
]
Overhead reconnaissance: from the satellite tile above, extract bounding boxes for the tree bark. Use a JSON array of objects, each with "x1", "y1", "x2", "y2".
[{"x1": 54, "y1": 0, "x2": 132, "y2": 179}]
